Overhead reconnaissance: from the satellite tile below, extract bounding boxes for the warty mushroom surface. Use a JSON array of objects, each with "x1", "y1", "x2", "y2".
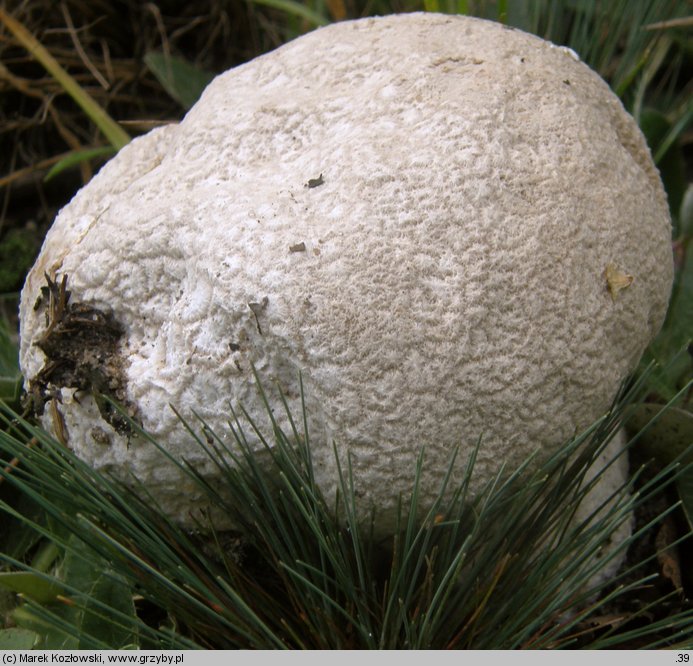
[{"x1": 19, "y1": 14, "x2": 672, "y2": 560}]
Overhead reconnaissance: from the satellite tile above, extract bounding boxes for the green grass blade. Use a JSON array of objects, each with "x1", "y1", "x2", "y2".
[
  {"x1": 44, "y1": 147, "x2": 116, "y2": 182},
  {"x1": 0, "y1": 9, "x2": 130, "y2": 150},
  {"x1": 249, "y1": 0, "x2": 328, "y2": 26}
]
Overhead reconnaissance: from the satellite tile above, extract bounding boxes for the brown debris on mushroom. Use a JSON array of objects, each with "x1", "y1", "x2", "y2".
[
  {"x1": 26, "y1": 273, "x2": 136, "y2": 435},
  {"x1": 604, "y1": 263, "x2": 634, "y2": 301}
]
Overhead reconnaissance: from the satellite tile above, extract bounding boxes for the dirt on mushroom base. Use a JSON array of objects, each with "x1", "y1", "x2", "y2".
[{"x1": 25, "y1": 273, "x2": 137, "y2": 438}]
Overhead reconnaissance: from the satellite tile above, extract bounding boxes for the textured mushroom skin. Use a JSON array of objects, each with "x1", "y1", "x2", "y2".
[{"x1": 20, "y1": 14, "x2": 672, "y2": 530}]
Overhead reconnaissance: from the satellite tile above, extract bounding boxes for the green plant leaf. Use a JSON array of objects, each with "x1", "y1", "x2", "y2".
[
  {"x1": 44, "y1": 147, "x2": 117, "y2": 183},
  {"x1": 0, "y1": 572, "x2": 64, "y2": 604},
  {"x1": 680, "y1": 184, "x2": 693, "y2": 240},
  {"x1": 0, "y1": 627, "x2": 38, "y2": 649},
  {"x1": 628, "y1": 403, "x2": 693, "y2": 527},
  {"x1": 6, "y1": 539, "x2": 139, "y2": 649},
  {"x1": 629, "y1": 404, "x2": 693, "y2": 461},
  {"x1": 249, "y1": 0, "x2": 328, "y2": 27},
  {"x1": 12, "y1": 604, "x2": 78, "y2": 650},
  {"x1": 144, "y1": 53, "x2": 215, "y2": 111},
  {"x1": 62, "y1": 536, "x2": 138, "y2": 649},
  {"x1": 31, "y1": 542, "x2": 61, "y2": 574}
]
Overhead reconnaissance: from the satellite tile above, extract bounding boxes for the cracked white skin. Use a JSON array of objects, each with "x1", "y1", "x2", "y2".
[{"x1": 21, "y1": 14, "x2": 671, "y2": 568}]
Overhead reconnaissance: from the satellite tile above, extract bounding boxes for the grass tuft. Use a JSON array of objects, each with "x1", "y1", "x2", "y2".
[{"x1": 0, "y1": 368, "x2": 691, "y2": 649}]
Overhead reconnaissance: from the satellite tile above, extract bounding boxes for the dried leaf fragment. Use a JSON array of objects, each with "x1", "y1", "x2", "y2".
[
  {"x1": 604, "y1": 263, "x2": 634, "y2": 301},
  {"x1": 49, "y1": 398, "x2": 68, "y2": 446},
  {"x1": 655, "y1": 518, "x2": 683, "y2": 592}
]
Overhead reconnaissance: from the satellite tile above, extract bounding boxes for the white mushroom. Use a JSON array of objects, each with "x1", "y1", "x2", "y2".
[{"x1": 20, "y1": 14, "x2": 672, "y2": 564}]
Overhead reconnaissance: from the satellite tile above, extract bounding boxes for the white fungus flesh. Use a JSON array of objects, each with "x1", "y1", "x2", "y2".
[{"x1": 20, "y1": 14, "x2": 672, "y2": 556}]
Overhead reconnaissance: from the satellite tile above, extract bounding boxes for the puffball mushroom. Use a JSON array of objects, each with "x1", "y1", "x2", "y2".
[{"x1": 20, "y1": 14, "x2": 671, "y2": 552}]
